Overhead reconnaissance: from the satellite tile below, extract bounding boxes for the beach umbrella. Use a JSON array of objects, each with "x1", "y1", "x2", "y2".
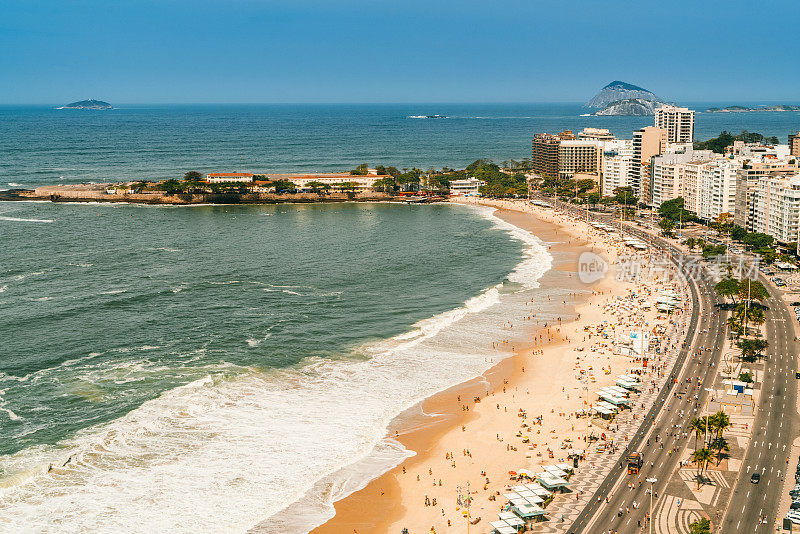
[{"x1": 508, "y1": 471, "x2": 517, "y2": 476}]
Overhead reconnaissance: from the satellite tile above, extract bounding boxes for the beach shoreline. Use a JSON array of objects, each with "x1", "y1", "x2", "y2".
[{"x1": 309, "y1": 198, "x2": 630, "y2": 533}]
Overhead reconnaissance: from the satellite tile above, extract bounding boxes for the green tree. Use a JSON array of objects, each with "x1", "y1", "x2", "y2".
[
  {"x1": 715, "y1": 278, "x2": 740, "y2": 305},
  {"x1": 737, "y1": 338, "x2": 768, "y2": 362},
  {"x1": 737, "y1": 279, "x2": 768, "y2": 304},
  {"x1": 184, "y1": 171, "x2": 203, "y2": 182},
  {"x1": 689, "y1": 517, "x2": 712, "y2": 534},
  {"x1": 689, "y1": 417, "x2": 707, "y2": 451},
  {"x1": 372, "y1": 177, "x2": 396, "y2": 193},
  {"x1": 743, "y1": 232, "x2": 774, "y2": 250},
  {"x1": 691, "y1": 448, "x2": 714, "y2": 488},
  {"x1": 306, "y1": 181, "x2": 328, "y2": 194},
  {"x1": 709, "y1": 410, "x2": 731, "y2": 440},
  {"x1": 272, "y1": 180, "x2": 295, "y2": 193},
  {"x1": 730, "y1": 225, "x2": 747, "y2": 242},
  {"x1": 337, "y1": 181, "x2": 359, "y2": 192},
  {"x1": 349, "y1": 164, "x2": 368, "y2": 176},
  {"x1": 659, "y1": 217, "x2": 675, "y2": 237},
  {"x1": 160, "y1": 179, "x2": 184, "y2": 195},
  {"x1": 659, "y1": 197, "x2": 696, "y2": 223}
]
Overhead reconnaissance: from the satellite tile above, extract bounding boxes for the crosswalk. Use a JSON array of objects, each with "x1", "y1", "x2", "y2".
[{"x1": 656, "y1": 495, "x2": 704, "y2": 534}]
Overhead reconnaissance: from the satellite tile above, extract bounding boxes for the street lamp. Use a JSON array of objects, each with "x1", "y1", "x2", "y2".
[
  {"x1": 704, "y1": 387, "x2": 715, "y2": 447},
  {"x1": 646, "y1": 477, "x2": 657, "y2": 534}
]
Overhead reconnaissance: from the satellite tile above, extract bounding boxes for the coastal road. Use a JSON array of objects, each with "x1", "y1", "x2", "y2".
[
  {"x1": 718, "y1": 277, "x2": 799, "y2": 532},
  {"x1": 542, "y1": 198, "x2": 728, "y2": 533},
  {"x1": 572, "y1": 271, "x2": 724, "y2": 534}
]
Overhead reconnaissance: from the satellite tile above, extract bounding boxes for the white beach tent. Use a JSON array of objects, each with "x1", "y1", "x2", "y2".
[
  {"x1": 490, "y1": 523, "x2": 517, "y2": 534},
  {"x1": 522, "y1": 482, "x2": 552, "y2": 497},
  {"x1": 497, "y1": 512, "x2": 525, "y2": 527},
  {"x1": 511, "y1": 502, "x2": 547, "y2": 519}
]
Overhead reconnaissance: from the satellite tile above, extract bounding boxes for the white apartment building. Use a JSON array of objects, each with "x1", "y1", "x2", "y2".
[
  {"x1": 696, "y1": 159, "x2": 738, "y2": 221},
  {"x1": 449, "y1": 178, "x2": 485, "y2": 196},
  {"x1": 654, "y1": 106, "x2": 695, "y2": 144},
  {"x1": 734, "y1": 158, "x2": 800, "y2": 230},
  {"x1": 650, "y1": 147, "x2": 712, "y2": 209},
  {"x1": 602, "y1": 142, "x2": 634, "y2": 197},
  {"x1": 752, "y1": 174, "x2": 800, "y2": 243}
]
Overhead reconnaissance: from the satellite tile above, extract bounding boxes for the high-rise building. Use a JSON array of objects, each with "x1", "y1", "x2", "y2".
[
  {"x1": 790, "y1": 132, "x2": 800, "y2": 157},
  {"x1": 558, "y1": 140, "x2": 603, "y2": 180},
  {"x1": 602, "y1": 141, "x2": 634, "y2": 197},
  {"x1": 654, "y1": 106, "x2": 695, "y2": 144},
  {"x1": 752, "y1": 174, "x2": 800, "y2": 244},
  {"x1": 649, "y1": 146, "x2": 713, "y2": 209},
  {"x1": 531, "y1": 133, "x2": 561, "y2": 179},
  {"x1": 734, "y1": 159, "x2": 800, "y2": 229},
  {"x1": 630, "y1": 126, "x2": 667, "y2": 202},
  {"x1": 696, "y1": 159, "x2": 739, "y2": 221}
]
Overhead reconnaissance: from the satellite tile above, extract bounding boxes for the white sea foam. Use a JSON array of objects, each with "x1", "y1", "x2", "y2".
[
  {"x1": 0, "y1": 216, "x2": 54, "y2": 223},
  {"x1": 0, "y1": 207, "x2": 556, "y2": 533}
]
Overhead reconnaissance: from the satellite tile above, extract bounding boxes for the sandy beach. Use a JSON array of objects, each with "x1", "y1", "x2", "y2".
[{"x1": 311, "y1": 198, "x2": 683, "y2": 533}]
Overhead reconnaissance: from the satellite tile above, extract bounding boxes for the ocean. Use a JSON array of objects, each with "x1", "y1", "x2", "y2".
[
  {"x1": 1, "y1": 102, "x2": 799, "y2": 188},
  {"x1": 0, "y1": 199, "x2": 562, "y2": 532},
  {"x1": 0, "y1": 102, "x2": 798, "y2": 531}
]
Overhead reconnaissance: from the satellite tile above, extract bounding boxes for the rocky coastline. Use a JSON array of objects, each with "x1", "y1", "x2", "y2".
[{"x1": 0, "y1": 184, "x2": 443, "y2": 205}]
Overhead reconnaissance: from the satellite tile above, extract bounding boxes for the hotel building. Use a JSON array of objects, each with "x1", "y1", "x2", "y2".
[
  {"x1": 752, "y1": 174, "x2": 800, "y2": 244},
  {"x1": 654, "y1": 106, "x2": 695, "y2": 144},
  {"x1": 630, "y1": 127, "x2": 667, "y2": 203}
]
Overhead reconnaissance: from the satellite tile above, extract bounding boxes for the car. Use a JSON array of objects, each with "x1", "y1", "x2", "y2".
[
  {"x1": 791, "y1": 302, "x2": 800, "y2": 306},
  {"x1": 751, "y1": 472, "x2": 761, "y2": 484}
]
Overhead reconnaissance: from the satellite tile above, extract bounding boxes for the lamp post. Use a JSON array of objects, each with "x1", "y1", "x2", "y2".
[
  {"x1": 704, "y1": 387, "x2": 715, "y2": 448},
  {"x1": 646, "y1": 477, "x2": 658, "y2": 534}
]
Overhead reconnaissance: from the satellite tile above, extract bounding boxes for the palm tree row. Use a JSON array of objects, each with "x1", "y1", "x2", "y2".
[{"x1": 689, "y1": 411, "x2": 731, "y2": 487}]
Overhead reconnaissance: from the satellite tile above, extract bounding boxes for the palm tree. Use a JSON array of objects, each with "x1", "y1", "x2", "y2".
[
  {"x1": 691, "y1": 448, "x2": 714, "y2": 488},
  {"x1": 710, "y1": 437, "x2": 730, "y2": 466},
  {"x1": 726, "y1": 317, "x2": 744, "y2": 339},
  {"x1": 689, "y1": 417, "x2": 706, "y2": 451},
  {"x1": 710, "y1": 411, "x2": 731, "y2": 440},
  {"x1": 748, "y1": 307, "x2": 766, "y2": 329}
]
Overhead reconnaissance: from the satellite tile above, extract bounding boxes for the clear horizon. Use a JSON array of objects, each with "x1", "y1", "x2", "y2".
[{"x1": 2, "y1": 0, "x2": 799, "y2": 105}]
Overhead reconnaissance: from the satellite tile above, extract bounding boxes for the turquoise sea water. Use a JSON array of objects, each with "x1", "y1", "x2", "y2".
[
  {"x1": 0, "y1": 102, "x2": 796, "y2": 531},
  {"x1": 1, "y1": 103, "x2": 798, "y2": 188},
  {"x1": 0, "y1": 199, "x2": 557, "y2": 531}
]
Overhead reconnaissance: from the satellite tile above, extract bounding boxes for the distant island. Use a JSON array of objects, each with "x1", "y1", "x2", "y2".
[
  {"x1": 57, "y1": 99, "x2": 113, "y2": 110},
  {"x1": 705, "y1": 105, "x2": 800, "y2": 113},
  {"x1": 592, "y1": 98, "x2": 666, "y2": 116},
  {"x1": 585, "y1": 81, "x2": 670, "y2": 116}
]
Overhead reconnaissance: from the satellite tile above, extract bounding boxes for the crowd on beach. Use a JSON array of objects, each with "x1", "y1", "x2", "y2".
[{"x1": 364, "y1": 198, "x2": 689, "y2": 534}]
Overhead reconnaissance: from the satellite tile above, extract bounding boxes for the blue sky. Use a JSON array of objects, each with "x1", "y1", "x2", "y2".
[{"x1": 2, "y1": 0, "x2": 799, "y2": 104}]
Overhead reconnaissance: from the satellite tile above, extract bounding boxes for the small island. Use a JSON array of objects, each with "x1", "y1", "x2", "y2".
[
  {"x1": 705, "y1": 104, "x2": 800, "y2": 113},
  {"x1": 57, "y1": 99, "x2": 113, "y2": 110}
]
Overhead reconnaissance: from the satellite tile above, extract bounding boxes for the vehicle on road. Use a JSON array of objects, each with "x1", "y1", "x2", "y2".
[
  {"x1": 627, "y1": 452, "x2": 643, "y2": 475},
  {"x1": 751, "y1": 472, "x2": 761, "y2": 484}
]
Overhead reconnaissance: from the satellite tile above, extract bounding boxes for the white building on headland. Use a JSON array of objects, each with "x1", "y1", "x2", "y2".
[
  {"x1": 752, "y1": 174, "x2": 800, "y2": 243},
  {"x1": 654, "y1": 106, "x2": 695, "y2": 144},
  {"x1": 449, "y1": 178, "x2": 485, "y2": 196},
  {"x1": 206, "y1": 173, "x2": 254, "y2": 183}
]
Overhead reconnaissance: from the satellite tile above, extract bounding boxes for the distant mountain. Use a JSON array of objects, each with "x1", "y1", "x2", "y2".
[
  {"x1": 58, "y1": 99, "x2": 113, "y2": 110},
  {"x1": 706, "y1": 104, "x2": 800, "y2": 113},
  {"x1": 593, "y1": 98, "x2": 666, "y2": 116},
  {"x1": 586, "y1": 81, "x2": 664, "y2": 108}
]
